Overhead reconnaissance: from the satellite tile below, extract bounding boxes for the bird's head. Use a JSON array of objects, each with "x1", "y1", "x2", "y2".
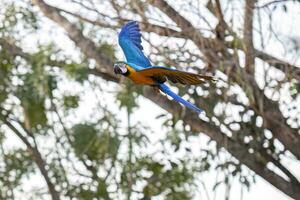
[{"x1": 113, "y1": 62, "x2": 128, "y2": 75}]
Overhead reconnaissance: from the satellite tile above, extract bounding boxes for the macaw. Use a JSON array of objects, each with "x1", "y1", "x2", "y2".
[{"x1": 114, "y1": 21, "x2": 215, "y2": 113}]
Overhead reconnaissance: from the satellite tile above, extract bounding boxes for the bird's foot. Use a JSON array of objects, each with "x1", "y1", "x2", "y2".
[{"x1": 152, "y1": 86, "x2": 161, "y2": 94}]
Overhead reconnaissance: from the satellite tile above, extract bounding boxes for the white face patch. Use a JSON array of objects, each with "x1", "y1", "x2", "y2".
[
  {"x1": 114, "y1": 63, "x2": 128, "y2": 75},
  {"x1": 119, "y1": 64, "x2": 127, "y2": 73}
]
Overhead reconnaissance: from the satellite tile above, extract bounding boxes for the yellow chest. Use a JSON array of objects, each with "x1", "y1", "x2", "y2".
[{"x1": 126, "y1": 66, "x2": 155, "y2": 85}]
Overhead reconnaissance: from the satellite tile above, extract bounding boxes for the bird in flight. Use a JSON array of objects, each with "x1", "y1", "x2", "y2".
[{"x1": 114, "y1": 21, "x2": 215, "y2": 113}]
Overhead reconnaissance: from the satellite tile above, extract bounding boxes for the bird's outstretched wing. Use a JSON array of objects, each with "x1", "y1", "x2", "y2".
[
  {"x1": 118, "y1": 21, "x2": 151, "y2": 68},
  {"x1": 138, "y1": 66, "x2": 215, "y2": 85}
]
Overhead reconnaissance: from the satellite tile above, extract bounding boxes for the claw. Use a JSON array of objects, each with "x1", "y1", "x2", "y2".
[{"x1": 152, "y1": 86, "x2": 161, "y2": 94}]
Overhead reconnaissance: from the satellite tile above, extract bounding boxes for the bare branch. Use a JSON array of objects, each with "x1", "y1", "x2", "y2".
[
  {"x1": 31, "y1": 0, "x2": 114, "y2": 75},
  {"x1": 58, "y1": 7, "x2": 181, "y2": 37},
  {"x1": 257, "y1": 0, "x2": 290, "y2": 9},
  {"x1": 243, "y1": 0, "x2": 256, "y2": 73},
  {"x1": 0, "y1": 112, "x2": 60, "y2": 200},
  {"x1": 148, "y1": 0, "x2": 300, "y2": 161}
]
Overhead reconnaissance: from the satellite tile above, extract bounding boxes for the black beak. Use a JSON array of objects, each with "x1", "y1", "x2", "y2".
[{"x1": 114, "y1": 65, "x2": 122, "y2": 74}]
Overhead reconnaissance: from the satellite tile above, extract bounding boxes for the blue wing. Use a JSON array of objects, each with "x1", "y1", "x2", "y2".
[{"x1": 118, "y1": 21, "x2": 151, "y2": 68}]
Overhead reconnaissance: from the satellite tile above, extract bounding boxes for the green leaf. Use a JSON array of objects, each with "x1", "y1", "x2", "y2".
[
  {"x1": 16, "y1": 74, "x2": 47, "y2": 130},
  {"x1": 64, "y1": 62, "x2": 88, "y2": 83},
  {"x1": 63, "y1": 95, "x2": 80, "y2": 110},
  {"x1": 97, "y1": 180, "x2": 110, "y2": 199},
  {"x1": 0, "y1": 149, "x2": 34, "y2": 188},
  {"x1": 289, "y1": 83, "x2": 300, "y2": 99},
  {"x1": 72, "y1": 123, "x2": 120, "y2": 162},
  {"x1": 116, "y1": 82, "x2": 139, "y2": 113},
  {"x1": 97, "y1": 43, "x2": 116, "y2": 61}
]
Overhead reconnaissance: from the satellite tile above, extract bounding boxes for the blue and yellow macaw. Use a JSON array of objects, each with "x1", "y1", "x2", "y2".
[{"x1": 114, "y1": 21, "x2": 215, "y2": 113}]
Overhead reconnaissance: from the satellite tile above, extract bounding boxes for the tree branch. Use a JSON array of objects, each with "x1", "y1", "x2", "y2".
[
  {"x1": 0, "y1": 38, "x2": 119, "y2": 83},
  {"x1": 0, "y1": 112, "x2": 60, "y2": 200},
  {"x1": 148, "y1": 0, "x2": 300, "y2": 161},
  {"x1": 58, "y1": 1, "x2": 300, "y2": 82},
  {"x1": 225, "y1": 40, "x2": 300, "y2": 81},
  {"x1": 243, "y1": 0, "x2": 256, "y2": 73},
  {"x1": 30, "y1": 1, "x2": 300, "y2": 198},
  {"x1": 143, "y1": 88, "x2": 300, "y2": 198},
  {"x1": 57, "y1": 7, "x2": 180, "y2": 37},
  {"x1": 31, "y1": 0, "x2": 114, "y2": 76},
  {"x1": 8, "y1": 31, "x2": 298, "y2": 186}
]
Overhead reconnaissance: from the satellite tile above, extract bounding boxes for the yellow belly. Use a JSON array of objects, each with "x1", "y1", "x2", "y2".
[{"x1": 127, "y1": 66, "x2": 156, "y2": 85}]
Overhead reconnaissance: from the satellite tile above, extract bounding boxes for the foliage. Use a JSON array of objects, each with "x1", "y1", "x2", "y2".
[
  {"x1": 0, "y1": 148, "x2": 34, "y2": 199},
  {"x1": 0, "y1": 0, "x2": 299, "y2": 200},
  {"x1": 72, "y1": 123, "x2": 120, "y2": 162}
]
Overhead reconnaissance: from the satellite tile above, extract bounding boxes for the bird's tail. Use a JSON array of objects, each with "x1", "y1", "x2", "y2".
[{"x1": 158, "y1": 84, "x2": 203, "y2": 113}]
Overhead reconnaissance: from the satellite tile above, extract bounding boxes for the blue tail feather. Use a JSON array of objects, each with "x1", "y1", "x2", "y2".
[{"x1": 158, "y1": 84, "x2": 203, "y2": 113}]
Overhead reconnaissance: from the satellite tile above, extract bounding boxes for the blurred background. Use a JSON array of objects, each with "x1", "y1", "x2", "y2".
[{"x1": 0, "y1": 0, "x2": 300, "y2": 199}]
